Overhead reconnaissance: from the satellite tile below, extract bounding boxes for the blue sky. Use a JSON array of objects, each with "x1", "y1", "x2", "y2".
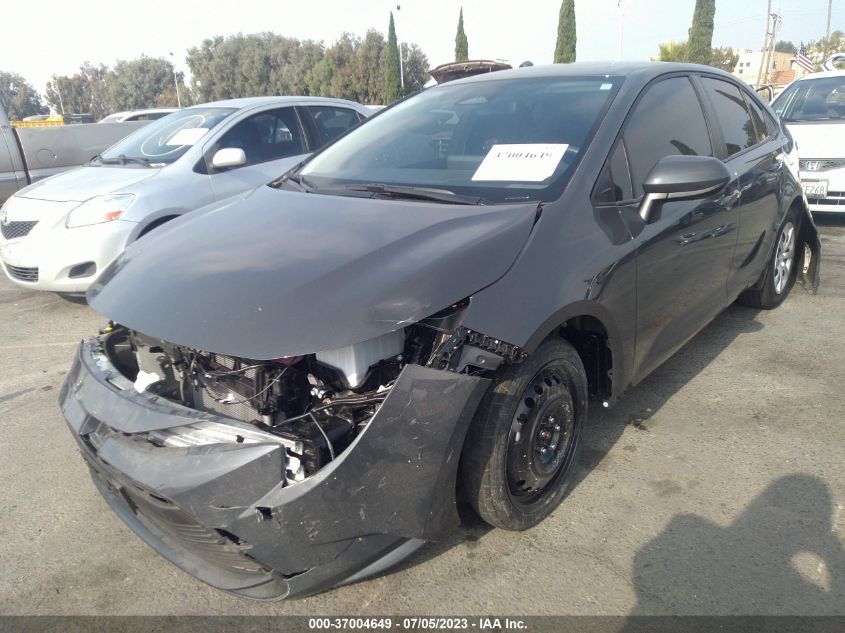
[{"x1": 2, "y1": 0, "x2": 841, "y2": 92}]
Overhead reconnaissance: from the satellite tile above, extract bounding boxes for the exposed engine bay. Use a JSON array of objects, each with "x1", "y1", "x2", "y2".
[{"x1": 101, "y1": 298, "x2": 525, "y2": 485}]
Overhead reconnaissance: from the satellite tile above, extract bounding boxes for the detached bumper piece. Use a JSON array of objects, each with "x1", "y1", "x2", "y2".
[{"x1": 60, "y1": 339, "x2": 488, "y2": 600}]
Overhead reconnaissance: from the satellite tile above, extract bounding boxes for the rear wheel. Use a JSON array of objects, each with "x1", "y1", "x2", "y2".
[
  {"x1": 460, "y1": 338, "x2": 588, "y2": 530},
  {"x1": 738, "y1": 208, "x2": 800, "y2": 309}
]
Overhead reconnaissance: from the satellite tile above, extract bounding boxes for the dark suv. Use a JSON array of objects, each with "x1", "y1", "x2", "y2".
[{"x1": 61, "y1": 62, "x2": 819, "y2": 600}]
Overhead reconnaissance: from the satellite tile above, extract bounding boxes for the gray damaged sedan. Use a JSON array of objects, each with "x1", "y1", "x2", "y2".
[{"x1": 60, "y1": 62, "x2": 820, "y2": 600}]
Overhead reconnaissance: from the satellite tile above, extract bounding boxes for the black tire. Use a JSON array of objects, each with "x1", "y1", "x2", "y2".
[
  {"x1": 460, "y1": 338, "x2": 589, "y2": 530},
  {"x1": 738, "y1": 207, "x2": 801, "y2": 309}
]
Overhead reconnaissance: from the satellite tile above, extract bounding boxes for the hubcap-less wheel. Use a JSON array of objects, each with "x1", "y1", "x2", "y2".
[
  {"x1": 506, "y1": 365, "x2": 578, "y2": 508},
  {"x1": 773, "y1": 221, "x2": 795, "y2": 295}
]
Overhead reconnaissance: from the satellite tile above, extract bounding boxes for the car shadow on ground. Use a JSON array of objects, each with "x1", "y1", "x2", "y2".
[
  {"x1": 570, "y1": 302, "x2": 762, "y2": 495},
  {"x1": 385, "y1": 302, "x2": 767, "y2": 578},
  {"x1": 620, "y1": 473, "x2": 845, "y2": 618}
]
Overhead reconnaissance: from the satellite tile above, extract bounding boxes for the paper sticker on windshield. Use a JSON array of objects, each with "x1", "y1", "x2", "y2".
[
  {"x1": 471, "y1": 144, "x2": 569, "y2": 182},
  {"x1": 165, "y1": 128, "x2": 208, "y2": 146}
]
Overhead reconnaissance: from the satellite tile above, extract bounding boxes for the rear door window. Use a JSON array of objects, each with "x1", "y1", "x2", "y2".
[
  {"x1": 307, "y1": 106, "x2": 362, "y2": 147},
  {"x1": 623, "y1": 76, "x2": 713, "y2": 197},
  {"x1": 700, "y1": 78, "x2": 758, "y2": 157}
]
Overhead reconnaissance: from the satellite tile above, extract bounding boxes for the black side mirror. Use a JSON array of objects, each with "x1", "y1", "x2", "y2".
[{"x1": 639, "y1": 155, "x2": 731, "y2": 223}]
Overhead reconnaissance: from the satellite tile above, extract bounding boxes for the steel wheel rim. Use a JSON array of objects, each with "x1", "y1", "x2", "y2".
[
  {"x1": 506, "y1": 363, "x2": 579, "y2": 508},
  {"x1": 773, "y1": 221, "x2": 795, "y2": 295}
]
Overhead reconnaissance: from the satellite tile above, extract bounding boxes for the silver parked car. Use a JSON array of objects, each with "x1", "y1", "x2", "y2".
[
  {"x1": 97, "y1": 108, "x2": 180, "y2": 123},
  {"x1": 0, "y1": 96, "x2": 370, "y2": 294}
]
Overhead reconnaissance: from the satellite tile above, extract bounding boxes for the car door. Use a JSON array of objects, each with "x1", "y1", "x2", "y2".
[
  {"x1": 696, "y1": 77, "x2": 785, "y2": 297},
  {"x1": 623, "y1": 75, "x2": 742, "y2": 382},
  {"x1": 207, "y1": 107, "x2": 309, "y2": 201}
]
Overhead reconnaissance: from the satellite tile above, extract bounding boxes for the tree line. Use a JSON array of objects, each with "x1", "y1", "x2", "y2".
[
  {"x1": 186, "y1": 24, "x2": 427, "y2": 108},
  {"x1": 0, "y1": 19, "x2": 429, "y2": 120},
  {"x1": 6, "y1": 3, "x2": 842, "y2": 121}
]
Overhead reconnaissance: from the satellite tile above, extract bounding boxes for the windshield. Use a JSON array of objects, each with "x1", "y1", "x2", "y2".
[
  {"x1": 772, "y1": 76, "x2": 845, "y2": 123},
  {"x1": 298, "y1": 76, "x2": 622, "y2": 203},
  {"x1": 99, "y1": 107, "x2": 236, "y2": 165}
]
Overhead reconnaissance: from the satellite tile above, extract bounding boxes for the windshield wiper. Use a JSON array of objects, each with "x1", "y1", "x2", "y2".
[
  {"x1": 97, "y1": 154, "x2": 153, "y2": 167},
  {"x1": 343, "y1": 183, "x2": 487, "y2": 205},
  {"x1": 270, "y1": 159, "x2": 313, "y2": 190},
  {"x1": 281, "y1": 173, "x2": 319, "y2": 192}
]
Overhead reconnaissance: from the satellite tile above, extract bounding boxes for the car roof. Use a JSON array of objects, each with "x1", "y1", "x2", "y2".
[
  {"x1": 198, "y1": 96, "x2": 367, "y2": 110},
  {"x1": 445, "y1": 61, "x2": 738, "y2": 87},
  {"x1": 794, "y1": 69, "x2": 845, "y2": 81},
  {"x1": 102, "y1": 109, "x2": 177, "y2": 119},
  {"x1": 127, "y1": 108, "x2": 178, "y2": 114}
]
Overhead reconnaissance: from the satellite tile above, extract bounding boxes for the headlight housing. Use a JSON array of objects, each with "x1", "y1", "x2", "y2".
[{"x1": 65, "y1": 194, "x2": 136, "y2": 228}]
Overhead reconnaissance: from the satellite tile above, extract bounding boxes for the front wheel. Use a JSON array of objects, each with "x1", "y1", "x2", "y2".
[
  {"x1": 460, "y1": 338, "x2": 588, "y2": 530},
  {"x1": 738, "y1": 209, "x2": 800, "y2": 309}
]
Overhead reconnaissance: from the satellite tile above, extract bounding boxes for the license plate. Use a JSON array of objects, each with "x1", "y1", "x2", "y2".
[{"x1": 802, "y1": 180, "x2": 828, "y2": 198}]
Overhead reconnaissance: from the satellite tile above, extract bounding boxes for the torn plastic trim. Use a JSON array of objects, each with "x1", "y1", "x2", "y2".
[{"x1": 427, "y1": 326, "x2": 527, "y2": 373}]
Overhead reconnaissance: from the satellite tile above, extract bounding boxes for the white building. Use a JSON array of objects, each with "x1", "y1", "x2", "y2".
[{"x1": 732, "y1": 49, "x2": 812, "y2": 86}]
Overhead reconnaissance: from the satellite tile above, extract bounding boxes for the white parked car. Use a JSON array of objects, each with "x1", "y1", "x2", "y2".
[
  {"x1": 771, "y1": 69, "x2": 845, "y2": 213},
  {"x1": 98, "y1": 108, "x2": 179, "y2": 123},
  {"x1": 0, "y1": 96, "x2": 370, "y2": 295}
]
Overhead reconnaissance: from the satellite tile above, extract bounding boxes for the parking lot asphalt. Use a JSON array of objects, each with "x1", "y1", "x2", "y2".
[{"x1": 0, "y1": 219, "x2": 843, "y2": 616}]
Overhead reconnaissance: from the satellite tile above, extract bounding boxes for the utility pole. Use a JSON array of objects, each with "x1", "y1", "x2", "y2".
[
  {"x1": 395, "y1": 4, "x2": 404, "y2": 91},
  {"x1": 169, "y1": 52, "x2": 182, "y2": 108},
  {"x1": 57, "y1": 78, "x2": 65, "y2": 115},
  {"x1": 757, "y1": 10, "x2": 781, "y2": 86},
  {"x1": 766, "y1": 13, "x2": 782, "y2": 83},
  {"x1": 617, "y1": 0, "x2": 625, "y2": 60},
  {"x1": 756, "y1": 0, "x2": 772, "y2": 86},
  {"x1": 824, "y1": 0, "x2": 833, "y2": 59}
]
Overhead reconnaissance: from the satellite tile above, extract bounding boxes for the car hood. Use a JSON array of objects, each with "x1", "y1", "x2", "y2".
[
  {"x1": 786, "y1": 122, "x2": 845, "y2": 159},
  {"x1": 17, "y1": 165, "x2": 160, "y2": 203},
  {"x1": 88, "y1": 186, "x2": 538, "y2": 359}
]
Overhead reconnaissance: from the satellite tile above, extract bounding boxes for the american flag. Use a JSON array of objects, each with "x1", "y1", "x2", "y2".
[{"x1": 794, "y1": 43, "x2": 816, "y2": 73}]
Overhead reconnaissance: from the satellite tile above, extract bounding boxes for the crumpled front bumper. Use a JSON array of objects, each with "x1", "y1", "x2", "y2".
[{"x1": 59, "y1": 338, "x2": 488, "y2": 600}]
